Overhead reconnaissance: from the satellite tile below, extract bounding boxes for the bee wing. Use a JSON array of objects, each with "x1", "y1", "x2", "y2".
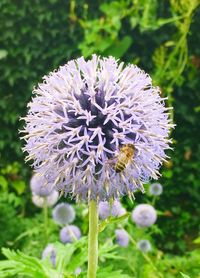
[{"x1": 106, "y1": 156, "x2": 118, "y2": 166}]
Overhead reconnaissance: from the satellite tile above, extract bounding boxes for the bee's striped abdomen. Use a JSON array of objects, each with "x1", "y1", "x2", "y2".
[{"x1": 115, "y1": 162, "x2": 126, "y2": 173}]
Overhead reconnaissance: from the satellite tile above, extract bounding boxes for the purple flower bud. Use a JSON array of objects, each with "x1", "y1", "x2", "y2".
[
  {"x1": 115, "y1": 229, "x2": 129, "y2": 247},
  {"x1": 60, "y1": 225, "x2": 81, "y2": 243},
  {"x1": 149, "y1": 183, "x2": 163, "y2": 196},
  {"x1": 21, "y1": 55, "x2": 173, "y2": 201},
  {"x1": 30, "y1": 173, "x2": 53, "y2": 197},
  {"x1": 32, "y1": 190, "x2": 59, "y2": 208},
  {"x1": 42, "y1": 244, "x2": 56, "y2": 266},
  {"x1": 131, "y1": 204, "x2": 157, "y2": 227},
  {"x1": 52, "y1": 203, "x2": 75, "y2": 225},
  {"x1": 137, "y1": 239, "x2": 152, "y2": 252}
]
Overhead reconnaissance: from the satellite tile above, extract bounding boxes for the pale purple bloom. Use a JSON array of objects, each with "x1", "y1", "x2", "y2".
[
  {"x1": 42, "y1": 244, "x2": 56, "y2": 266},
  {"x1": 74, "y1": 267, "x2": 82, "y2": 276},
  {"x1": 131, "y1": 204, "x2": 157, "y2": 227},
  {"x1": 149, "y1": 183, "x2": 163, "y2": 196},
  {"x1": 32, "y1": 190, "x2": 59, "y2": 208},
  {"x1": 111, "y1": 200, "x2": 126, "y2": 217},
  {"x1": 30, "y1": 173, "x2": 53, "y2": 197},
  {"x1": 98, "y1": 201, "x2": 110, "y2": 219},
  {"x1": 21, "y1": 55, "x2": 173, "y2": 201},
  {"x1": 115, "y1": 229, "x2": 129, "y2": 247},
  {"x1": 60, "y1": 225, "x2": 81, "y2": 243},
  {"x1": 98, "y1": 200, "x2": 126, "y2": 219},
  {"x1": 52, "y1": 203, "x2": 75, "y2": 225},
  {"x1": 137, "y1": 239, "x2": 152, "y2": 252}
]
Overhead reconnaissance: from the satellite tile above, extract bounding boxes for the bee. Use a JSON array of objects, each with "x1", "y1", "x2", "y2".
[{"x1": 114, "y1": 144, "x2": 135, "y2": 173}]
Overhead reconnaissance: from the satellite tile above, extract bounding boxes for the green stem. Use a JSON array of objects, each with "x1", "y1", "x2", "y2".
[
  {"x1": 151, "y1": 195, "x2": 157, "y2": 206},
  {"x1": 43, "y1": 197, "x2": 49, "y2": 245},
  {"x1": 128, "y1": 233, "x2": 163, "y2": 278},
  {"x1": 87, "y1": 200, "x2": 98, "y2": 278}
]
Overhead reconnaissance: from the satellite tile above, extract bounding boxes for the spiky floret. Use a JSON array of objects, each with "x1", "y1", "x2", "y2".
[
  {"x1": 52, "y1": 202, "x2": 75, "y2": 225},
  {"x1": 131, "y1": 204, "x2": 157, "y2": 227},
  {"x1": 42, "y1": 244, "x2": 56, "y2": 266},
  {"x1": 115, "y1": 229, "x2": 129, "y2": 247},
  {"x1": 30, "y1": 173, "x2": 53, "y2": 197},
  {"x1": 137, "y1": 239, "x2": 152, "y2": 252},
  {"x1": 32, "y1": 190, "x2": 59, "y2": 208},
  {"x1": 59, "y1": 225, "x2": 81, "y2": 243},
  {"x1": 149, "y1": 182, "x2": 163, "y2": 196},
  {"x1": 98, "y1": 200, "x2": 126, "y2": 219},
  {"x1": 21, "y1": 55, "x2": 173, "y2": 201}
]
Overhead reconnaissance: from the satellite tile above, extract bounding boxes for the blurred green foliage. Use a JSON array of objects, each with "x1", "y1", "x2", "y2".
[
  {"x1": 0, "y1": 204, "x2": 199, "y2": 278},
  {"x1": 0, "y1": 0, "x2": 200, "y2": 259}
]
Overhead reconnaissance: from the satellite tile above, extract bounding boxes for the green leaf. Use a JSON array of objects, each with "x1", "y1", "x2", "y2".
[
  {"x1": 0, "y1": 247, "x2": 75, "y2": 278},
  {"x1": 0, "y1": 248, "x2": 51, "y2": 278},
  {"x1": 104, "y1": 36, "x2": 133, "y2": 58},
  {"x1": 162, "y1": 170, "x2": 173, "y2": 179},
  {"x1": 0, "y1": 49, "x2": 7, "y2": 59},
  {"x1": 130, "y1": 17, "x2": 138, "y2": 29},
  {"x1": 100, "y1": 1, "x2": 126, "y2": 17},
  {"x1": 180, "y1": 272, "x2": 191, "y2": 278},
  {"x1": 99, "y1": 240, "x2": 125, "y2": 261},
  {"x1": 194, "y1": 106, "x2": 200, "y2": 113},
  {"x1": 12, "y1": 180, "x2": 26, "y2": 195},
  {"x1": 193, "y1": 237, "x2": 200, "y2": 244},
  {"x1": 99, "y1": 213, "x2": 130, "y2": 232},
  {"x1": 53, "y1": 242, "x2": 76, "y2": 273},
  {"x1": 97, "y1": 266, "x2": 131, "y2": 278},
  {"x1": 0, "y1": 176, "x2": 8, "y2": 191},
  {"x1": 66, "y1": 239, "x2": 88, "y2": 272}
]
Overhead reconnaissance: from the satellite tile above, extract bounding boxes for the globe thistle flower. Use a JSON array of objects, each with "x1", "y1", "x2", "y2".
[
  {"x1": 52, "y1": 202, "x2": 75, "y2": 226},
  {"x1": 30, "y1": 173, "x2": 53, "y2": 197},
  {"x1": 32, "y1": 190, "x2": 59, "y2": 208},
  {"x1": 60, "y1": 225, "x2": 81, "y2": 243},
  {"x1": 131, "y1": 204, "x2": 157, "y2": 227},
  {"x1": 115, "y1": 229, "x2": 129, "y2": 247},
  {"x1": 98, "y1": 201, "x2": 110, "y2": 219},
  {"x1": 21, "y1": 55, "x2": 173, "y2": 201},
  {"x1": 137, "y1": 239, "x2": 152, "y2": 253},
  {"x1": 111, "y1": 200, "x2": 126, "y2": 217},
  {"x1": 42, "y1": 244, "x2": 56, "y2": 266},
  {"x1": 149, "y1": 183, "x2": 163, "y2": 196},
  {"x1": 98, "y1": 200, "x2": 126, "y2": 219}
]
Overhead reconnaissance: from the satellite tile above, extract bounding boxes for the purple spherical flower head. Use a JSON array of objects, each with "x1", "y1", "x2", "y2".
[
  {"x1": 115, "y1": 229, "x2": 129, "y2": 247},
  {"x1": 42, "y1": 244, "x2": 56, "y2": 266},
  {"x1": 111, "y1": 200, "x2": 126, "y2": 217},
  {"x1": 137, "y1": 239, "x2": 152, "y2": 253},
  {"x1": 60, "y1": 225, "x2": 81, "y2": 244},
  {"x1": 98, "y1": 200, "x2": 126, "y2": 219},
  {"x1": 98, "y1": 201, "x2": 110, "y2": 219},
  {"x1": 131, "y1": 204, "x2": 157, "y2": 227},
  {"x1": 30, "y1": 173, "x2": 53, "y2": 197},
  {"x1": 52, "y1": 202, "x2": 75, "y2": 225},
  {"x1": 21, "y1": 55, "x2": 173, "y2": 201},
  {"x1": 149, "y1": 183, "x2": 163, "y2": 196},
  {"x1": 32, "y1": 190, "x2": 59, "y2": 208}
]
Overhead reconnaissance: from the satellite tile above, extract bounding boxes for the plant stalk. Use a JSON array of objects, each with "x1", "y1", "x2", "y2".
[
  {"x1": 87, "y1": 200, "x2": 98, "y2": 278},
  {"x1": 43, "y1": 197, "x2": 49, "y2": 245}
]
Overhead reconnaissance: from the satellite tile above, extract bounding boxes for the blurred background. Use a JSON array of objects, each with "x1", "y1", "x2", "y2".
[{"x1": 0, "y1": 0, "x2": 200, "y2": 277}]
